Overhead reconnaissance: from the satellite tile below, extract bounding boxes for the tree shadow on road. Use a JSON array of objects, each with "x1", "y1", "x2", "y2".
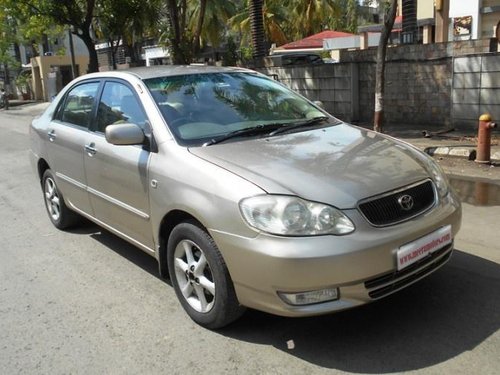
[{"x1": 219, "y1": 250, "x2": 500, "y2": 373}]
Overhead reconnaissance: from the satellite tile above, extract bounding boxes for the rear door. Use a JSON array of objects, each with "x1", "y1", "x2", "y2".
[
  {"x1": 46, "y1": 81, "x2": 101, "y2": 215},
  {"x1": 83, "y1": 80, "x2": 154, "y2": 250}
]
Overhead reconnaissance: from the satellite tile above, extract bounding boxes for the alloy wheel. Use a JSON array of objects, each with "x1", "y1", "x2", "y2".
[
  {"x1": 44, "y1": 177, "x2": 61, "y2": 222},
  {"x1": 173, "y1": 239, "x2": 216, "y2": 313}
]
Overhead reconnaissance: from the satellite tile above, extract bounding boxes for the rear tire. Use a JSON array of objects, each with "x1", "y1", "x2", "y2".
[
  {"x1": 167, "y1": 221, "x2": 245, "y2": 329},
  {"x1": 42, "y1": 169, "x2": 79, "y2": 229}
]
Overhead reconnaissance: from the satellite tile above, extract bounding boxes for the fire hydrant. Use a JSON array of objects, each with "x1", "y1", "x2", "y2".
[{"x1": 475, "y1": 114, "x2": 497, "y2": 164}]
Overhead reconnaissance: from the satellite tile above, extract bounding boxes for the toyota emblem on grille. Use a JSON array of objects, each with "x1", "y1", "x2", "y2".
[{"x1": 398, "y1": 195, "x2": 414, "y2": 211}]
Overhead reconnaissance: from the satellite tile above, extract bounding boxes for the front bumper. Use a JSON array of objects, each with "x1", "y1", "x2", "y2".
[{"x1": 210, "y1": 191, "x2": 462, "y2": 317}]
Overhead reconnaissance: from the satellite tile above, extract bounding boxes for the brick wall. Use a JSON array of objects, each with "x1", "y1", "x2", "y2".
[
  {"x1": 259, "y1": 39, "x2": 499, "y2": 130},
  {"x1": 357, "y1": 59, "x2": 452, "y2": 127},
  {"x1": 452, "y1": 54, "x2": 500, "y2": 128},
  {"x1": 260, "y1": 64, "x2": 357, "y2": 121}
]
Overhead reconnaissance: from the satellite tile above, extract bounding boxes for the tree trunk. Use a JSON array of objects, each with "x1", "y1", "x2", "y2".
[
  {"x1": 373, "y1": 0, "x2": 398, "y2": 133},
  {"x1": 249, "y1": 0, "x2": 266, "y2": 65},
  {"x1": 192, "y1": 0, "x2": 207, "y2": 57},
  {"x1": 126, "y1": 42, "x2": 138, "y2": 65},
  {"x1": 42, "y1": 34, "x2": 50, "y2": 55},
  {"x1": 109, "y1": 39, "x2": 117, "y2": 70},
  {"x1": 77, "y1": 31, "x2": 99, "y2": 73},
  {"x1": 180, "y1": 0, "x2": 187, "y2": 33},
  {"x1": 166, "y1": 0, "x2": 188, "y2": 64}
]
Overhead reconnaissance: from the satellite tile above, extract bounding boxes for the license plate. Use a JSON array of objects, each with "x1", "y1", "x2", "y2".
[{"x1": 397, "y1": 225, "x2": 452, "y2": 271}]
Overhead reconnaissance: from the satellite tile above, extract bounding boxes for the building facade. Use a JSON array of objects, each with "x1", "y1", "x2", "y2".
[{"x1": 436, "y1": 0, "x2": 500, "y2": 42}]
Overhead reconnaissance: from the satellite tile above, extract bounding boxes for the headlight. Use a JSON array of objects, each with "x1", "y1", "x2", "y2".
[
  {"x1": 239, "y1": 195, "x2": 355, "y2": 236},
  {"x1": 424, "y1": 156, "x2": 449, "y2": 197}
]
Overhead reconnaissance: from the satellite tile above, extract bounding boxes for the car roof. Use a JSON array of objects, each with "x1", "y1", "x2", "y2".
[{"x1": 84, "y1": 65, "x2": 253, "y2": 81}]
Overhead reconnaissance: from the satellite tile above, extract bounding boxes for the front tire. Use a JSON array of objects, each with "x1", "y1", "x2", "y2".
[
  {"x1": 42, "y1": 169, "x2": 79, "y2": 229},
  {"x1": 167, "y1": 222, "x2": 245, "y2": 329}
]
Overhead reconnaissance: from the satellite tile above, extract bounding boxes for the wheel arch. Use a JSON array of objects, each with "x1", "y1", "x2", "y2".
[
  {"x1": 157, "y1": 209, "x2": 206, "y2": 279},
  {"x1": 37, "y1": 158, "x2": 51, "y2": 183}
]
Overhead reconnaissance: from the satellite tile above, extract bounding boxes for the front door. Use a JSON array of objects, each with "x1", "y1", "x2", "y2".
[{"x1": 84, "y1": 80, "x2": 154, "y2": 250}]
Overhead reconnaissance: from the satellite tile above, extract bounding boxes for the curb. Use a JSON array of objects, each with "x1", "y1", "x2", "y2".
[
  {"x1": 424, "y1": 145, "x2": 500, "y2": 162},
  {"x1": 6, "y1": 100, "x2": 37, "y2": 107}
]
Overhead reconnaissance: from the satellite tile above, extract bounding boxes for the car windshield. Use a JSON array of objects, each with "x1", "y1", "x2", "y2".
[{"x1": 144, "y1": 72, "x2": 332, "y2": 146}]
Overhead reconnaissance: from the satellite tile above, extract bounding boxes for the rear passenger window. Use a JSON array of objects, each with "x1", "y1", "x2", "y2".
[{"x1": 59, "y1": 82, "x2": 100, "y2": 128}]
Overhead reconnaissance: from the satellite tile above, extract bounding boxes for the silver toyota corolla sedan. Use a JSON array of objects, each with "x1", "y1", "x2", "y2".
[{"x1": 30, "y1": 66, "x2": 461, "y2": 329}]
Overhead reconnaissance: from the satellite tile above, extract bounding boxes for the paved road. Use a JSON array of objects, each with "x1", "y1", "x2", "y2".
[{"x1": 1, "y1": 105, "x2": 499, "y2": 374}]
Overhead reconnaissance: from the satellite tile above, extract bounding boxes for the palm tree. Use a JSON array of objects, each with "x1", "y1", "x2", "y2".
[
  {"x1": 249, "y1": 0, "x2": 266, "y2": 60},
  {"x1": 164, "y1": 0, "x2": 190, "y2": 64},
  {"x1": 95, "y1": 0, "x2": 163, "y2": 68},
  {"x1": 124, "y1": 0, "x2": 163, "y2": 64},
  {"x1": 230, "y1": 0, "x2": 287, "y2": 54},
  {"x1": 188, "y1": 0, "x2": 236, "y2": 54},
  {"x1": 288, "y1": 0, "x2": 340, "y2": 38}
]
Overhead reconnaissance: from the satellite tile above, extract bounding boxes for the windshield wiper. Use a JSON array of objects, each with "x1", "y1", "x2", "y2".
[
  {"x1": 202, "y1": 117, "x2": 332, "y2": 146},
  {"x1": 203, "y1": 123, "x2": 287, "y2": 146},
  {"x1": 268, "y1": 116, "x2": 330, "y2": 136}
]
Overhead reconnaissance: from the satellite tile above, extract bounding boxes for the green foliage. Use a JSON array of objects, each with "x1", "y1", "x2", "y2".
[
  {"x1": 95, "y1": 0, "x2": 163, "y2": 55},
  {"x1": 222, "y1": 36, "x2": 238, "y2": 66},
  {"x1": 158, "y1": 24, "x2": 193, "y2": 65},
  {"x1": 0, "y1": 4, "x2": 16, "y2": 64},
  {"x1": 188, "y1": 0, "x2": 236, "y2": 49},
  {"x1": 288, "y1": 0, "x2": 341, "y2": 38},
  {"x1": 15, "y1": 71, "x2": 32, "y2": 95},
  {"x1": 2, "y1": 0, "x2": 100, "y2": 71},
  {"x1": 55, "y1": 47, "x2": 67, "y2": 56},
  {"x1": 328, "y1": 0, "x2": 358, "y2": 33},
  {"x1": 2, "y1": 0, "x2": 364, "y2": 69},
  {"x1": 230, "y1": 0, "x2": 361, "y2": 53},
  {"x1": 239, "y1": 46, "x2": 253, "y2": 63},
  {"x1": 229, "y1": 0, "x2": 288, "y2": 47}
]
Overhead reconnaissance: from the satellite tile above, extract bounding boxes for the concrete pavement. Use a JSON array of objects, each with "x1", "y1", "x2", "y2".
[{"x1": 1, "y1": 100, "x2": 499, "y2": 375}]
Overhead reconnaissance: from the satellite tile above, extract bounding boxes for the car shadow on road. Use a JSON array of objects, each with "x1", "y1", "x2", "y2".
[
  {"x1": 219, "y1": 250, "x2": 500, "y2": 373},
  {"x1": 71, "y1": 221, "x2": 165, "y2": 283},
  {"x1": 71, "y1": 225, "x2": 500, "y2": 372}
]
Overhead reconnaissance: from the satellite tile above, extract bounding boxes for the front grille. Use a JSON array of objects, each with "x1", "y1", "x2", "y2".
[
  {"x1": 365, "y1": 243, "x2": 453, "y2": 299},
  {"x1": 358, "y1": 180, "x2": 436, "y2": 227}
]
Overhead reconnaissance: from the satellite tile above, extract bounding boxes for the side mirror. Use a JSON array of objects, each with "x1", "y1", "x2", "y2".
[{"x1": 105, "y1": 123, "x2": 145, "y2": 145}]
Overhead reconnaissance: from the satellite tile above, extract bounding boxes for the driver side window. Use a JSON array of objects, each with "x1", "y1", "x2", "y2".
[
  {"x1": 59, "y1": 82, "x2": 100, "y2": 128},
  {"x1": 96, "y1": 81, "x2": 149, "y2": 133}
]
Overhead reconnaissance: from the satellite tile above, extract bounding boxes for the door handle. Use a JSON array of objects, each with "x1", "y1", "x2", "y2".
[
  {"x1": 84, "y1": 143, "x2": 97, "y2": 156},
  {"x1": 47, "y1": 130, "x2": 56, "y2": 142}
]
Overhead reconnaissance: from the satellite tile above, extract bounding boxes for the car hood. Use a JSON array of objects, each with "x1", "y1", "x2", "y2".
[{"x1": 188, "y1": 124, "x2": 431, "y2": 208}]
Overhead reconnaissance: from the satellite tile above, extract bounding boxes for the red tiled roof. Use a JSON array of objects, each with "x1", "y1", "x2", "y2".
[
  {"x1": 393, "y1": 15, "x2": 403, "y2": 32},
  {"x1": 279, "y1": 30, "x2": 355, "y2": 49}
]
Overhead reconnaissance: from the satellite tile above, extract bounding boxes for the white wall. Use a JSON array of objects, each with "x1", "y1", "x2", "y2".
[
  {"x1": 449, "y1": 0, "x2": 480, "y2": 39},
  {"x1": 63, "y1": 33, "x2": 89, "y2": 57},
  {"x1": 417, "y1": 0, "x2": 434, "y2": 20}
]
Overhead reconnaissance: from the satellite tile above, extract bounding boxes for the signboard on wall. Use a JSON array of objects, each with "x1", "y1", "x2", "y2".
[{"x1": 453, "y1": 16, "x2": 472, "y2": 36}]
